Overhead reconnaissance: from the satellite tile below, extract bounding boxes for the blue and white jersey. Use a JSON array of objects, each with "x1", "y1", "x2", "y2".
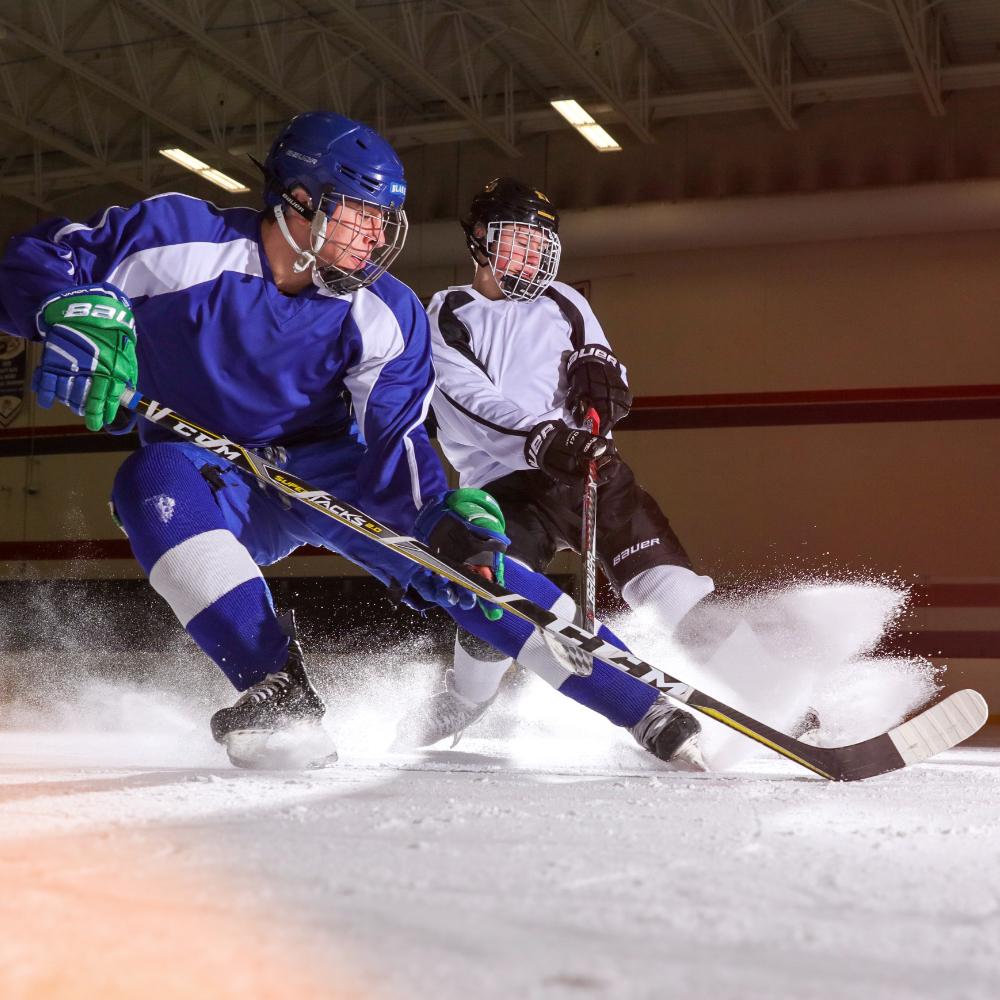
[{"x1": 0, "y1": 193, "x2": 445, "y2": 530}]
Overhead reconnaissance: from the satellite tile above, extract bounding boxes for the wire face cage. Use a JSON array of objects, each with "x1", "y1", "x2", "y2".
[
  {"x1": 484, "y1": 220, "x2": 561, "y2": 301},
  {"x1": 304, "y1": 191, "x2": 409, "y2": 294}
]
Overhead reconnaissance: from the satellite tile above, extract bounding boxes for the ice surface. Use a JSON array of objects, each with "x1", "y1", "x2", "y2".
[
  {"x1": 0, "y1": 579, "x2": 984, "y2": 998},
  {"x1": 1, "y1": 729, "x2": 998, "y2": 999}
]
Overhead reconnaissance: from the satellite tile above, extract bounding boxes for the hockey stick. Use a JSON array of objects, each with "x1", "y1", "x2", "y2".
[
  {"x1": 578, "y1": 408, "x2": 600, "y2": 633},
  {"x1": 120, "y1": 389, "x2": 989, "y2": 781}
]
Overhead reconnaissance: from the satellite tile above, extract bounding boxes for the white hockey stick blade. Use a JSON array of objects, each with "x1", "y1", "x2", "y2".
[{"x1": 888, "y1": 689, "x2": 988, "y2": 767}]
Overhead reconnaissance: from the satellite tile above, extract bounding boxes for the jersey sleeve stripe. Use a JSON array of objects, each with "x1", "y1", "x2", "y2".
[
  {"x1": 106, "y1": 239, "x2": 264, "y2": 299},
  {"x1": 542, "y1": 286, "x2": 586, "y2": 351},
  {"x1": 436, "y1": 388, "x2": 530, "y2": 437},
  {"x1": 343, "y1": 288, "x2": 407, "y2": 441},
  {"x1": 402, "y1": 383, "x2": 435, "y2": 511},
  {"x1": 437, "y1": 290, "x2": 494, "y2": 380}
]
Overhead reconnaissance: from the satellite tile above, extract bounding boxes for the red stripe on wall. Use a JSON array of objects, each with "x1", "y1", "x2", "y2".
[
  {"x1": 624, "y1": 384, "x2": 1000, "y2": 430},
  {"x1": 0, "y1": 424, "x2": 94, "y2": 440},
  {"x1": 634, "y1": 384, "x2": 1000, "y2": 408},
  {"x1": 880, "y1": 632, "x2": 1000, "y2": 659},
  {"x1": 911, "y1": 584, "x2": 1000, "y2": 608}
]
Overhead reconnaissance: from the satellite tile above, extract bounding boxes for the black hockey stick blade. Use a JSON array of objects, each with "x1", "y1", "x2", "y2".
[
  {"x1": 121, "y1": 390, "x2": 989, "y2": 781},
  {"x1": 689, "y1": 687, "x2": 988, "y2": 781}
]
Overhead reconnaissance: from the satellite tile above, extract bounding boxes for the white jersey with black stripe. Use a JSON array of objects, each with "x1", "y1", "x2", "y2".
[{"x1": 427, "y1": 280, "x2": 622, "y2": 488}]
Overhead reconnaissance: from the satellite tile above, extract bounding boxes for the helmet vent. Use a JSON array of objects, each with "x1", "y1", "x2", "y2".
[{"x1": 339, "y1": 163, "x2": 382, "y2": 194}]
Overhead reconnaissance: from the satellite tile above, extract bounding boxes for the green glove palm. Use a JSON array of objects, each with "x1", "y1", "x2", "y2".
[
  {"x1": 445, "y1": 488, "x2": 507, "y2": 621},
  {"x1": 445, "y1": 488, "x2": 508, "y2": 621},
  {"x1": 35, "y1": 284, "x2": 138, "y2": 431}
]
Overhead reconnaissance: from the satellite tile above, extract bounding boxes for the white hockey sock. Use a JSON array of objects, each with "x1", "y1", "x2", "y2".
[
  {"x1": 621, "y1": 565, "x2": 716, "y2": 630},
  {"x1": 451, "y1": 634, "x2": 514, "y2": 705}
]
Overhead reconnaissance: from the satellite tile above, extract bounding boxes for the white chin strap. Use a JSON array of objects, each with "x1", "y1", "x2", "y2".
[{"x1": 273, "y1": 205, "x2": 318, "y2": 275}]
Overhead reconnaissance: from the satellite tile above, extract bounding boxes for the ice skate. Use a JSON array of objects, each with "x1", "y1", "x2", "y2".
[
  {"x1": 631, "y1": 696, "x2": 706, "y2": 770},
  {"x1": 392, "y1": 668, "x2": 497, "y2": 749},
  {"x1": 210, "y1": 639, "x2": 337, "y2": 770},
  {"x1": 790, "y1": 706, "x2": 822, "y2": 743}
]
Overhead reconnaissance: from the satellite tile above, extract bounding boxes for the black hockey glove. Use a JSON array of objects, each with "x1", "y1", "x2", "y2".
[
  {"x1": 565, "y1": 344, "x2": 633, "y2": 431},
  {"x1": 525, "y1": 419, "x2": 618, "y2": 486}
]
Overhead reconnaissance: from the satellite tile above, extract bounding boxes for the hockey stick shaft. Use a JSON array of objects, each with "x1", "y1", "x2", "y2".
[
  {"x1": 578, "y1": 408, "x2": 600, "y2": 633},
  {"x1": 119, "y1": 390, "x2": 988, "y2": 780}
]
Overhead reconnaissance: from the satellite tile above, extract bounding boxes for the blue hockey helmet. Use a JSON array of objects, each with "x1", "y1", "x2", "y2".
[
  {"x1": 257, "y1": 112, "x2": 408, "y2": 293},
  {"x1": 262, "y1": 111, "x2": 406, "y2": 211}
]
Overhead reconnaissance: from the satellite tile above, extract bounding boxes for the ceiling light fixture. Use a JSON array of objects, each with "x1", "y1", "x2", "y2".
[
  {"x1": 550, "y1": 100, "x2": 622, "y2": 152},
  {"x1": 158, "y1": 148, "x2": 250, "y2": 193}
]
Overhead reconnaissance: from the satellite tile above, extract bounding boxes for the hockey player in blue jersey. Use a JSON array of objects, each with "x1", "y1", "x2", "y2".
[{"x1": 0, "y1": 112, "x2": 702, "y2": 769}]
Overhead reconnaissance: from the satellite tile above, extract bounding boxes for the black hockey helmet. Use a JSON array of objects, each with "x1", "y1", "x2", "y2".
[{"x1": 461, "y1": 178, "x2": 561, "y2": 301}]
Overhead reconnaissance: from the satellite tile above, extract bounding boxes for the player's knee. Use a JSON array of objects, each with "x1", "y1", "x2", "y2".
[
  {"x1": 111, "y1": 443, "x2": 228, "y2": 570},
  {"x1": 113, "y1": 443, "x2": 203, "y2": 509}
]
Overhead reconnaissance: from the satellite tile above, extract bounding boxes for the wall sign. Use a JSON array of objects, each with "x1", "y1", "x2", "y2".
[{"x1": 0, "y1": 333, "x2": 26, "y2": 427}]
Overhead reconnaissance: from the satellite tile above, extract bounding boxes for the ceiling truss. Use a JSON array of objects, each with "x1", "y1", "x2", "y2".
[{"x1": 0, "y1": 0, "x2": 996, "y2": 209}]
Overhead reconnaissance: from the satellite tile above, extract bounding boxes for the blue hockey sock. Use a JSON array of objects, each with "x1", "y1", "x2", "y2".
[
  {"x1": 112, "y1": 443, "x2": 288, "y2": 690},
  {"x1": 448, "y1": 560, "x2": 658, "y2": 728}
]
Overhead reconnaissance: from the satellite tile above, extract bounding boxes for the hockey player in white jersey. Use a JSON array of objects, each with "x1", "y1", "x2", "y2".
[
  {"x1": 395, "y1": 178, "x2": 715, "y2": 753},
  {"x1": 1, "y1": 121, "x2": 704, "y2": 770}
]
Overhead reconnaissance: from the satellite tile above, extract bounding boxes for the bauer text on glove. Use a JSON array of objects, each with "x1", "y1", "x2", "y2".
[
  {"x1": 525, "y1": 419, "x2": 618, "y2": 486},
  {"x1": 565, "y1": 344, "x2": 632, "y2": 432},
  {"x1": 34, "y1": 283, "x2": 138, "y2": 432}
]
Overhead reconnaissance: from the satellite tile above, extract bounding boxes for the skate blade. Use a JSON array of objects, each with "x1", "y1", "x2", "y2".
[
  {"x1": 670, "y1": 735, "x2": 709, "y2": 773},
  {"x1": 223, "y1": 721, "x2": 338, "y2": 770},
  {"x1": 389, "y1": 727, "x2": 458, "y2": 752}
]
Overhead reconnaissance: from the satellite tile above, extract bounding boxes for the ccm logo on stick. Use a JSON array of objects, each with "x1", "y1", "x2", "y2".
[{"x1": 612, "y1": 538, "x2": 660, "y2": 566}]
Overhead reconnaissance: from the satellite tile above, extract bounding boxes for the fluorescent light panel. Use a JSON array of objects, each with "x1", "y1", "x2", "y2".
[
  {"x1": 550, "y1": 100, "x2": 622, "y2": 152},
  {"x1": 159, "y1": 148, "x2": 249, "y2": 193}
]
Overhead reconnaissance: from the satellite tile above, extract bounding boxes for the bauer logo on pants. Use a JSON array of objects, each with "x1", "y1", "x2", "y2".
[{"x1": 612, "y1": 538, "x2": 660, "y2": 566}]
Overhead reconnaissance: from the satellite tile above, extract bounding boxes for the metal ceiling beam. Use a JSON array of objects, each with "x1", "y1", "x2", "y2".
[
  {"x1": 437, "y1": 4, "x2": 554, "y2": 111},
  {"x1": 885, "y1": 0, "x2": 945, "y2": 116},
  {"x1": 274, "y1": 0, "x2": 426, "y2": 118},
  {"x1": 4, "y1": 55, "x2": 1000, "y2": 199},
  {"x1": 0, "y1": 105, "x2": 150, "y2": 197},
  {"x1": 513, "y1": 0, "x2": 655, "y2": 143},
  {"x1": 0, "y1": 181, "x2": 55, "y2": 214},
  {"x1": 384, "y1": 59, "x2": 1000, "y2": 145},
  {"x1": 605, "y1": 0, "x2": 682, "y2": 91},
  {"x1": 109, "y1": 0, "x2": 151, "y2": 105},
  {"x1": 0, "y1": 14, "x2": 260, "y2": 184},
  {"x1": 317, "y1": 0, "x2": 520, "y2": 157},
  {"x1": 701, "y1": 0, "x2": 797, "y2": 130},
  {"x1": 128, "y1": 0, "x2": 307, "y2": 114}
]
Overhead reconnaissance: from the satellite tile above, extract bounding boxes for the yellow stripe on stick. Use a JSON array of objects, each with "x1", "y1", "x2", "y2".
[{"x1": 695, "y1": 706, "x2": 835, "y2": 779}]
